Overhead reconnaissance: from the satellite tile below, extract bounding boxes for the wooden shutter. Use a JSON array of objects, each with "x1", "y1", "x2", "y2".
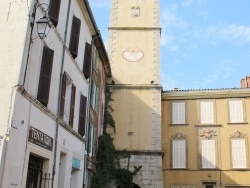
[
  {"x1": 172, "y1": 102, "x2": 185, "y2": 124},
  {"x1": 37, "y1": 46, "x2": 54, "y2": 106},
  {"x1": 229, "y1": 100, "x2": 244, "y2": 123},
  {"x1": 200, "y1": 101, "x2": 214, "y2": 124},
  {"x1": 201, "y1": 140, "x2": 216, "y2": 168},
  {"x1": 172, "y1": 140, "x2": 186, "y2": 168},
  {"x1": 231, "y1": 139, "x2": 247, "y2": 168},
  {"x1": 83, "y1": 42, "x2": 92, "y2": 79},
  {"x1": 78, "y1": 95, "x2": 87, "y2": 136},
  {"x1": 69, "y1": 84, "x2": 76, "y2": 127},
  {"x1": 69, "y1": 16, "x2": 81, "y2": 59},
  {"x1": 48, "y1": 0, "x2": 61, "y2": 27},
  {"x1": 59, "y1": 72, "x2": 67, "y2": 119}
]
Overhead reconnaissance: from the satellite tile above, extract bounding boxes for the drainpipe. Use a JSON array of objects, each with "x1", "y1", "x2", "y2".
[
  {"x1": 83, "y1": 33, "x2": 100, "y2": 187},
  {"x1": 51, "y1": 0, "x2": 72, "y2": 187}
]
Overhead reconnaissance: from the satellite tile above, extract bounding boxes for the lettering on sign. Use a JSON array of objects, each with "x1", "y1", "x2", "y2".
[{"x1": 28, "y1": 126, "x2": 53, "y2": 151}]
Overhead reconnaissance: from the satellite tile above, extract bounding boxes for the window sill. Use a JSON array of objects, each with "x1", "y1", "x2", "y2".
[
  {"x1": 230, "y1": 168, "x2": 250, "y2": 171},
  {"x1": 169, "y1": 123, "x2": 189, "y2": 126},
  {"x1": 227, "y1": 122, "x2": 248, "y2": 125},
  {"x1": 170, "y1": 168, "x2": 189, "y2": 170},
  {"x1": 195, "y1": 124, "x2": 222, "y2": 127}
]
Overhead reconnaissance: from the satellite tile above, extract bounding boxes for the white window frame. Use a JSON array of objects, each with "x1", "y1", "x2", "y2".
[
  {"x1": 228, "y1": 99, "x2": 244, "y2": 123},
  {"x1": 231, "y1": 138, "x2": 247, "y2": 168},
  {"x1": 201, "y1": 139, "x2": 216, "y2": 169},
  {"x1": 172, "y1": 139, "x2": 186, "y2": 169},
  {"x1": 172, "y1": 102, "x2": 186, "y2": 124},
  {"x1": 200, "y1": 100, "x2": 215, "y2": 124}
]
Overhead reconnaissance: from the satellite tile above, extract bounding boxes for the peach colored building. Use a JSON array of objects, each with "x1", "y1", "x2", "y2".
[{"x1": 162, "y1": 88, "x2": 250, "y2": 188}]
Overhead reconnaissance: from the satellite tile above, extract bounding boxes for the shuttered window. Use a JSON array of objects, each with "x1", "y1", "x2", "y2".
[
  {"x1": 87, "y1": 124, "x2": 97, "y2": 156},
  {"x1": 91, "y1": 81, "x2": 97, "y2": 110},
  {"x1": 231, "y1": 139, "x2": 247, "y2": 168},
  {"x1": 37, "y1": 46, "x2": 54, "y2": 106},
  {"x1": 200, "y1": 101, "x2": 214, "y2": 124},
  {"x1": 201, "y1": 139, "x2": 216, "y2": 168},
  {"x1": 83, "y1": 42, "x2": 92, "y2": 79},
  {"x1": 78, "y1": 95, "x2": 87, "y2": 136},
  {"x1": 69, "y1": 16, "x2": 81, "y2": 59},
  {"x1": 69, "y1": 84, "x2": 76, "y2": 127},
  {"x1": 229, "y1": 100, "x2": 244, "y2": 123},
  {"x1": 48, "y1": 0, "x2": 61, "y2": 27},
  {"x1": 172, "y1": 140, "x2": 186, "y2": 168},
  {"x1": 172, "y1": 102, "x2": 185, "y2": 124},
  {"x1": 59, "y1": 72, "x2": 67, "y2": 119}
]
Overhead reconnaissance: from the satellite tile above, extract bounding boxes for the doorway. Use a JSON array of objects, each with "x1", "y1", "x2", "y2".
[
  {"x1": 202, "y1": 182, "x2": 217, "y2": 188},
  {"x1": 26, "y1": 155, "x2": 43, "y2": 188}
]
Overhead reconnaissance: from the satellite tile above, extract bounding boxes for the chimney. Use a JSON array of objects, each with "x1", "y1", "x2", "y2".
[
  {"x1": 241, "y1": 79, "x2": 246, "y2": 88},
  {"x1": 246, "y1": 76, "x2": 250, "y2": 88}
]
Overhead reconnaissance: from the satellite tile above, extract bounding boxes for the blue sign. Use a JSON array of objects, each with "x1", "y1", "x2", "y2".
[{"x1": 72, "y1": 157, "x2": 80, "y2": 170}]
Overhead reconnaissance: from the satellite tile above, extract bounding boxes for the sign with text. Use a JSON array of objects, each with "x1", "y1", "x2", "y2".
[{"x1": 28, "y1": 126, "x2": 53, "y2": 151}]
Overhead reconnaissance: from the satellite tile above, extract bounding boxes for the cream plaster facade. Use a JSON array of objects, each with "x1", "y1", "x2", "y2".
[
  {"x1": 162, "y1": 89, "x2": 250, "y2": 188},
  {"x1": 108, "y1": 0, "x2": 163, "y2": 187}
]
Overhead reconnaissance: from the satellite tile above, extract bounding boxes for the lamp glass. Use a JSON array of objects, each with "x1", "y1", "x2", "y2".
[{"x1": 37, "y1": 17, "x2": 51, "y2": 39}]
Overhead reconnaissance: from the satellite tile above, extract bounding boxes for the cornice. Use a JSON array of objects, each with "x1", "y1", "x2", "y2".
[
  {"x1": 108, "y1": 84, "x2": 162, "y2": 90},
  {"x1": 162, "y1": 89, "x2": 250, "y2": 101},
  {"x1": 17, "y1": 86, "x2": 86, "y2": 142},
  {"x1": 116, "y1": 150, "x2": 164, "y2": 156},
  {"x1": 109, "y1": 27, "x2": 161, "y2": 31}
]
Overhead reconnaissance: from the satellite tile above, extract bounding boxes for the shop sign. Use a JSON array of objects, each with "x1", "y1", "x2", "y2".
[
  {"x1": 72, "y1": 157, "x2": 80, "y2": 170},
  {"x1": 28, "y1": 126, "x2": 53, "y2": 151}
]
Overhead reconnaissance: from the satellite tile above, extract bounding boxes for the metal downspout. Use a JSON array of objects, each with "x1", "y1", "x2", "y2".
[{"x1": 51, "y1": 0, "x2": 71, "y2": 187}]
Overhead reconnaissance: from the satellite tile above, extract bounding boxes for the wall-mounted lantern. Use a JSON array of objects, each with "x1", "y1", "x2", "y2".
[{"x1": 30, "y1": 2, "x2": 51, "y2": 40}]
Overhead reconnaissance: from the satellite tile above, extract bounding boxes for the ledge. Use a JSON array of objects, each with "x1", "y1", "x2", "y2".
[
  {"x1": 169, "y1": 123, "x2": 189, "y2": 126},
  {"x1": 116, "y1": 150, "x2": 164, "y2": 156},
  {"x1": 194, "y1": 124, "x2": 222, "y2": 127},
  {"x1": 108, "y1": 84, "x2": 162, "y2": 90},
  {"x1": 227, "y1": 122, "x2": 248, "y2": 125}
]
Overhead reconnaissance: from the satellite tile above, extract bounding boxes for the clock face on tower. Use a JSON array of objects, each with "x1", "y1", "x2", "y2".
[{"x1": 122, "y1": 49, "x2": 144, "y2": 62}]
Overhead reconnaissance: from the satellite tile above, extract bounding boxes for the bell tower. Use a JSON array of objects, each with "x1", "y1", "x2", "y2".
[{"x1": 108, "y1": 0, "x2": 163, "y2": 187}]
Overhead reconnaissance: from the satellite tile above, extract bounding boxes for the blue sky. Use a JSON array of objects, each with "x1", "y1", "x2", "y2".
[{"x1": 89, "y1": 0, "x2": 250, "y2": 90}]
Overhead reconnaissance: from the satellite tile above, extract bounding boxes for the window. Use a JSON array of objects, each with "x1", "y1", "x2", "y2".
[
  {"x1": 60, "y1": 72, "x2": 67, "y2": 119},
  {"x1": 87, "y1": 124, "x2": 97, "y2": 156},
  {"x1": 91, "y1": 81, "x2": 99, "y2": 112},
  {"x1": 83, "y1": 42, "x2": 92, "y2": 79},
  {"x1": 37, "y1": 46, "x2": 54, "y2": 106},
  {"x1": 69, "y1": 84, "x2": 76, "y2": 127},
  {"x1": 78, "y1": 95, "x2": 87, "y2": 136},
  {"x1": 69, "y1": 16, "x2": 81, "y2": 59},
  {"x1": 231, "y1": 139, "x2": 247, "y2": 168},
  {"x1": 93, "y1": 47, "x2": 99, "y2": 70},
  {"x1": 48, "y1": 0, "x2": 61, "y2": 27},
  {"x1": 172, "y1": 186, "x2": 195, "y2": 188},
  {"x1": 200, "y1": 100, "x2": 215, "y2": 124},
  {"x1": 172, "y1": 102, "x2": 186, "y2": 124},
  {"x1": 172, "y1": 139, "x2": 186, "y2": 168},
  {"x1": 59, "y1": 71, "x2": 75, "y2": 126},
  {"x1": 229, "y1": 100, "x2": 244, "y2": 123},
  {"x1": 201, "y1": 139, "x2": 216, "y2": 168}
]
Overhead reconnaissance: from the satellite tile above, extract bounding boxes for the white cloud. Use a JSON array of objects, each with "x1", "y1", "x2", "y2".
[
  {"x1": 202, "y1": 24, "x2": 250, "y2": 44},
  {"x1": 181, "y1": 0, "x2": 194, "y2": 7},
  {"x1": 160, "y1": 6, "x2": 188, "y2": 50}
]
